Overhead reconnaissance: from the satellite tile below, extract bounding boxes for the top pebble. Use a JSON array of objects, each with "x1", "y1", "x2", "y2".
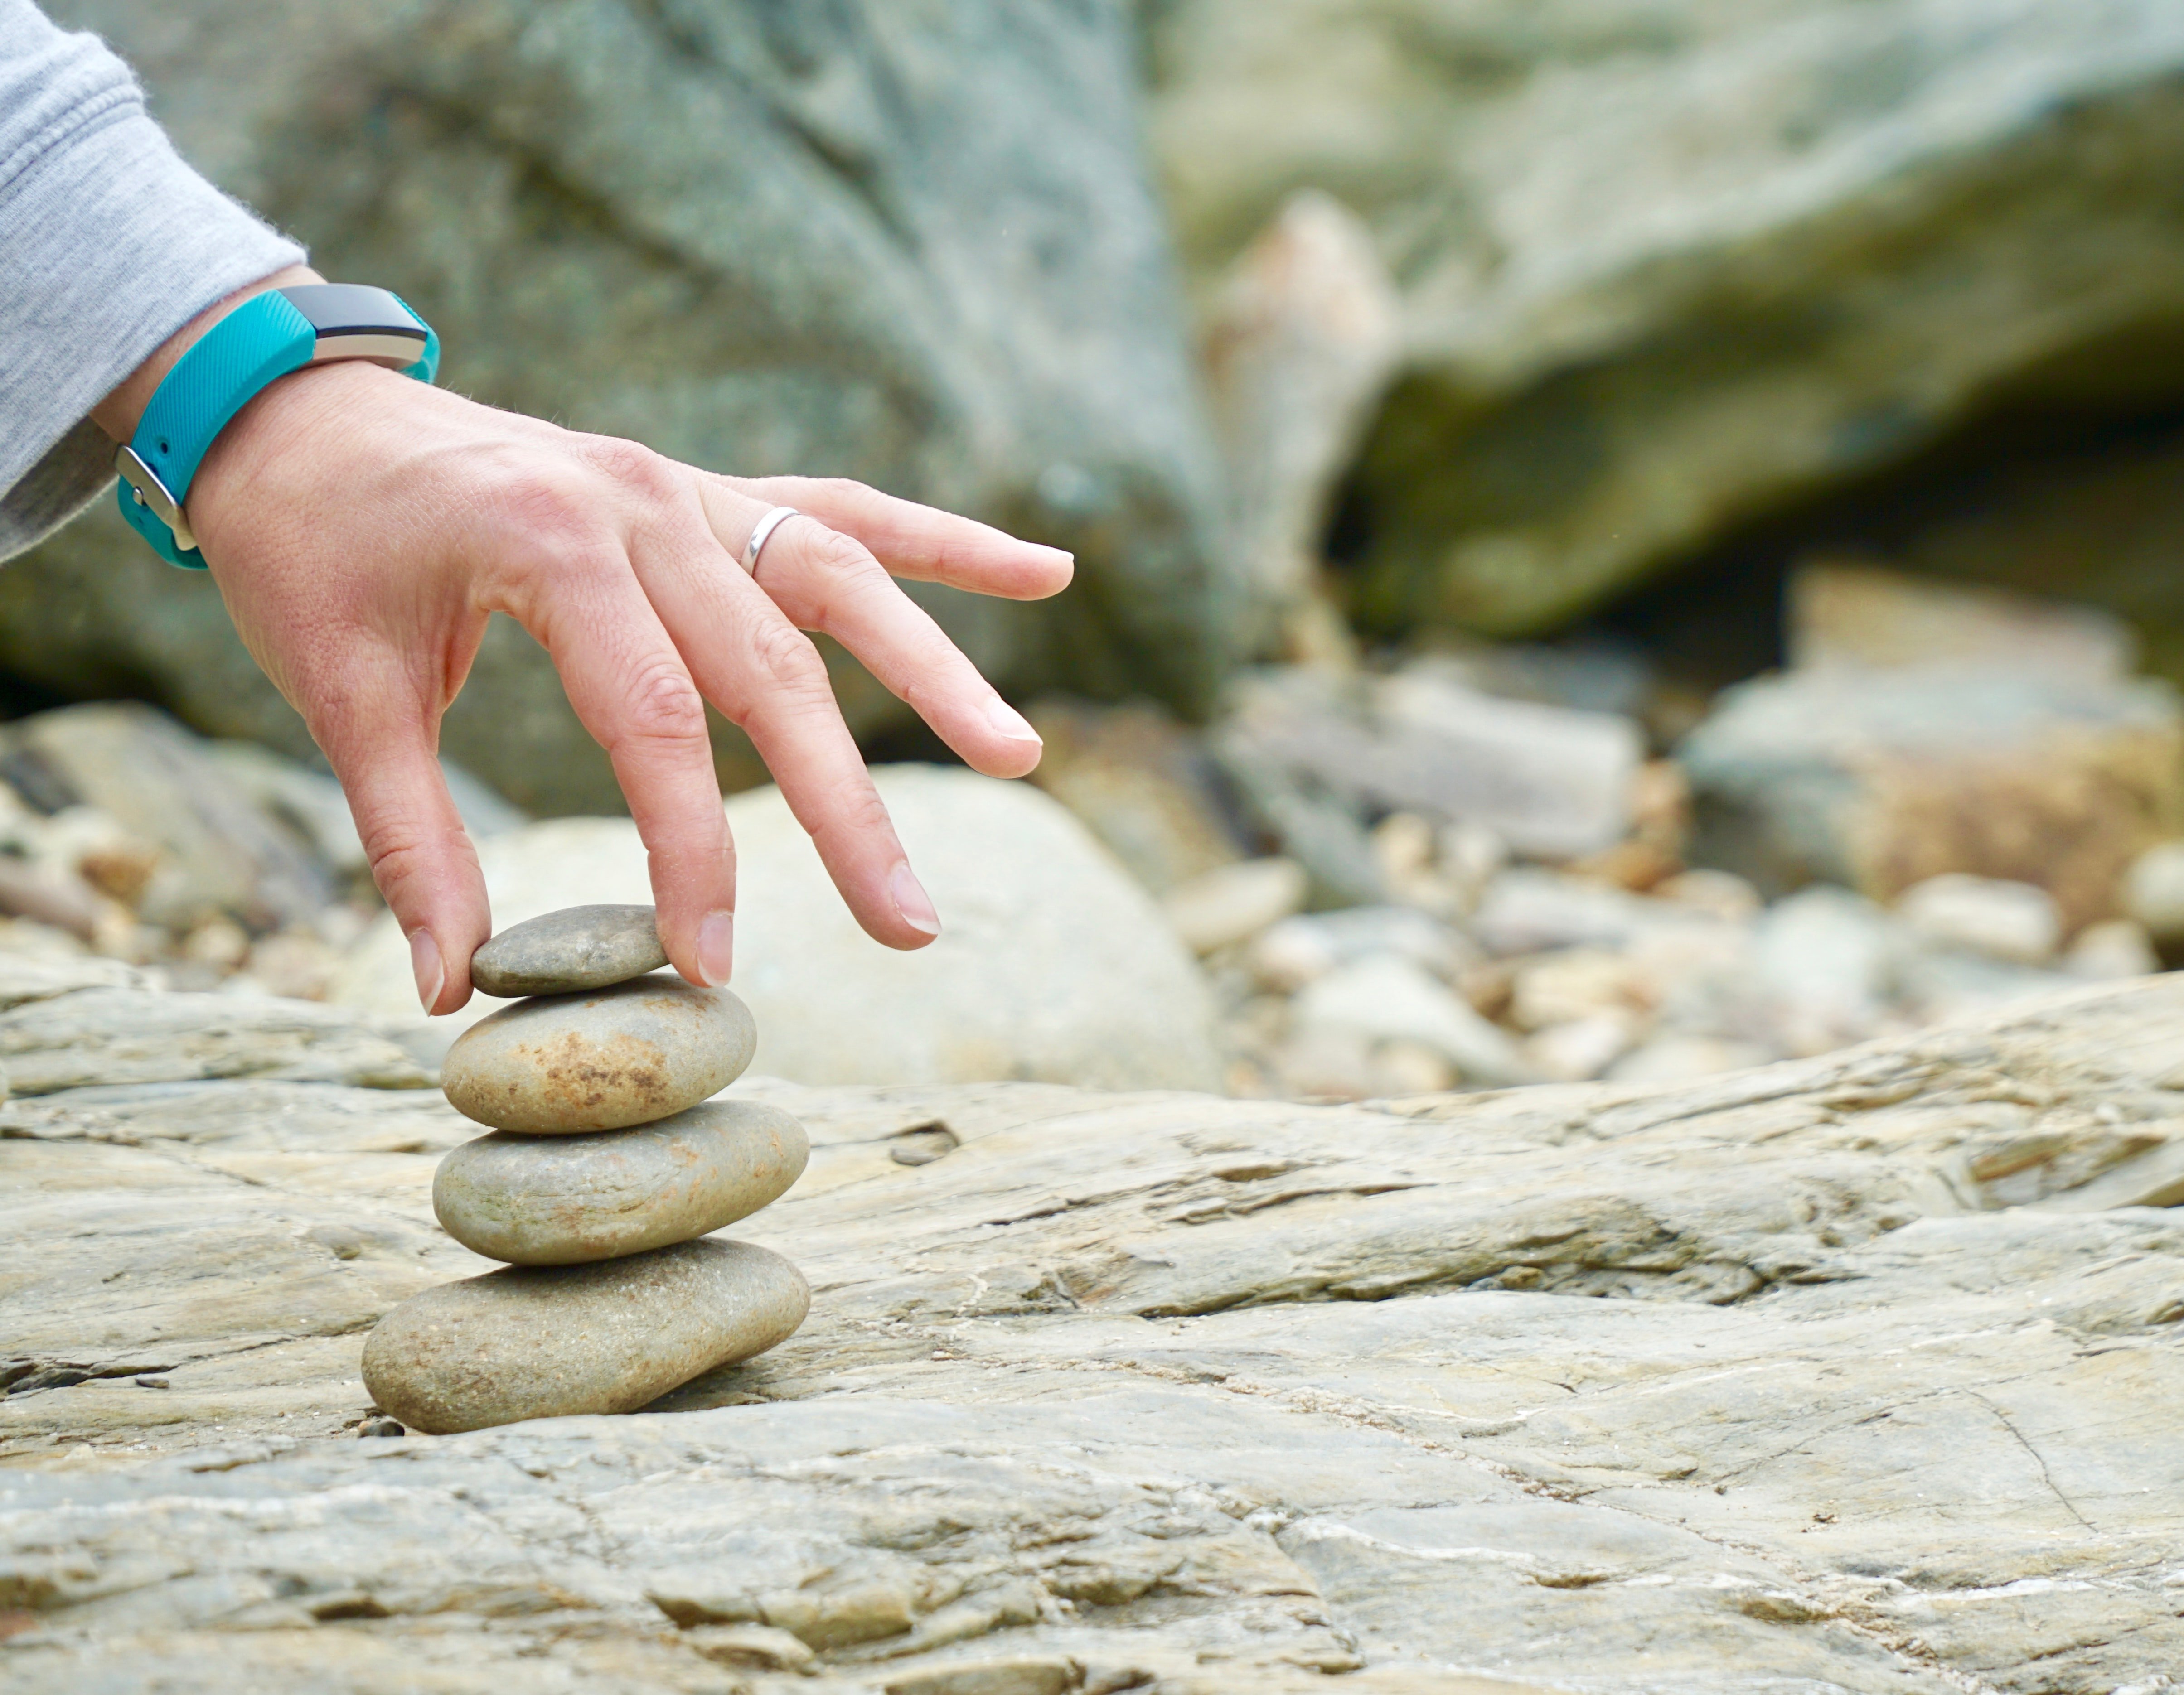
[{"x1": 472, "y1": 905, "x2": 668, "y2": 997}]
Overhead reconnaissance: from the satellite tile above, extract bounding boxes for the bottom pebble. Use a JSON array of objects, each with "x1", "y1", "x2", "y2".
[{"x1": 360, "y1": 1237, "x2": 809, "y2": 1434}]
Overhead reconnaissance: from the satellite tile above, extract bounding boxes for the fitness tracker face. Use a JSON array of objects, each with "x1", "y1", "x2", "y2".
[
  {"x1": 282, "y1": 283, "x2": 434, "y2": 369},
  {"x1": 114, "y1": 284, "x2": 439, "y2": 567}
]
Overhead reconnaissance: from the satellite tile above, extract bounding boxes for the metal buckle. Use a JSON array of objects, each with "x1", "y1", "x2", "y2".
[{"x1": 114, "y1": 444, "x2": 197, "y2": 554}]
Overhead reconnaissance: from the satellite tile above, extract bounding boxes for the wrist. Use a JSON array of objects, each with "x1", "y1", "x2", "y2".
[
  {"x1": 105, "y1": 278, "x2": 440, "y2": 568},
  {"x1": 188, "y1": 359, "x2": 400, "y2": 552}
]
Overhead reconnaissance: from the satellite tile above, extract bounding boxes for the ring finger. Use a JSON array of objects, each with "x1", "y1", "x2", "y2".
[{"x1": 701, "y1": 485, "x2": 1043, "y2": 778}]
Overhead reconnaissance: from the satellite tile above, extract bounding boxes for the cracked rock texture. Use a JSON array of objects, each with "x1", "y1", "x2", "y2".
[{"x1": 7, "y1": 972, "x2": 2184, "y2": 1690}]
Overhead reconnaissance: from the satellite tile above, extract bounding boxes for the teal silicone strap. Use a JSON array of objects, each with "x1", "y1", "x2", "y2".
[{"x1": 116, "y1": 290, "x2": 440, "y2": 569}]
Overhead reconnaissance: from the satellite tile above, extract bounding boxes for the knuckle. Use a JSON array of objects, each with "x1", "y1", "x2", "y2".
[
  {"x1": 617, "y1": 660, "x2": 710, "y2": 744},
  {"x1": 495, "y1": 470, "x2": 616, "y2": 570},
  {"x1": 744, "y1": 619, "x2": 831, "y2": 702},
  {"x1": 362, "y1": 826, "x2": 478, "y2": 900},
  {"x1": 812, "y1": 526, "x2": 880, "y2": 578},
  {"x1": 584, "y1": 435, "x2": 680, "y2": 502},
  {"x1": 808, "y1": 780, "x2": 896, "y2": 858}
]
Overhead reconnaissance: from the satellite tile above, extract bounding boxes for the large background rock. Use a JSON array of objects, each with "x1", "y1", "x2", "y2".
[
  {"x1": 9, "y1": 970, "x2": 2184, "y2": 1687},
  {"x1": 0, "y1": 0, "x2": 1231, "y2": 812},
  {"x1": 1147, "y1": 0, "x2": 2184, "y2": 637},
  {"x1": 334, "y1": 765, "x2": 1223, "y2": 1092}
]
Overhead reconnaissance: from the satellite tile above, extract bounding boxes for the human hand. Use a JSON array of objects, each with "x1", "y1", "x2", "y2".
[{"x1": 94, "y1": 274, "x2": 1073, "y2": 1012}]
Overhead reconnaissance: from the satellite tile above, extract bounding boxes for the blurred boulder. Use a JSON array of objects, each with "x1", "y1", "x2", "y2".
[
  {"x1": 1217, "y1": 668, "x2": 1642, "y2": 868},
  {"x1": 1024, "y1": 698, "x2": 1247, "y2": 894},
  {"x1": 1897, "y1": 428, "x2": 2184, "y2": 680},
  {"x1": 1201, "y1": 188, "x2": 1399, "y2": 657},
  {"x1": 1679, "y1": 667, "x2": 2184, "y2": 930},
  {"x1": 6, "y1": 0, "x2": 1232, "y2": 811},
  {"x1": 5, "y1": 703, "x2": 330, "y2": 934},
  {"x1": 1469, "y1": 867, "x2": 1697, "y2": 959},
  {"x1": 203, "y1": 740, "x2": 526, "y2": 878},
  {"x1": 335, "y1": 766, "x2": 1221, "y2": 1092},
  {"x1": 1148, "y1": 0, "x2": 2184, "y2": 634},
  {"x1": 1788, "y1": 561, "x2": 2137, "y2": 682}
]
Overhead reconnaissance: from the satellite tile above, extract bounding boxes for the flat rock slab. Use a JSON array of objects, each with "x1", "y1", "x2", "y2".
[
  {"x1": 8, "y1": 973, "x2": 2184, "y2": 1689},
  {"x1": 0, "y1": 987, "x2": 431, "y2": 1095},
  {"x1": 360, "y1": 1236, "x2": 809, "y2": 1435},
  {"x1": 433, "y1": 1098, "x2": 809, "y2": 1265},
  {"x1": 440, "y1": 978, "x2": 754, "y2": 1133},
  {"x1": 469, "y1": 903, "x2": 666, "y2": 997}
]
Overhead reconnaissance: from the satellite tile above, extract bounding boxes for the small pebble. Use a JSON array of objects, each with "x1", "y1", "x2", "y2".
[
  {"x1": 361, "y1": 1238, "x2": 809, "y2": 1434},
  {"x1": 134, "y1": 1376, "x2": 169, "y2": 1390},
  {"x1": 471, "y1": 904, "x2": 667, "y2": 997},
  {"x1": 440, "y1": 977, "x2": 755, "y2": 1134},
  {"x1": 1160, "y1": 857, "x2": 1307, "y2": 956},
  {"x1": 357, "y1": 1416, "x2": 405, "y2": 1438},
  {"x1": 434, "y1": 1100, "x2": 809, "y2": 1265},
  {"x1": 888, "y1": 1123, "x2": 958, "y2": 1167}
]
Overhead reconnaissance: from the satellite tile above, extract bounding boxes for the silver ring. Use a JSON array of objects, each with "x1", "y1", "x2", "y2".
[{"x1": 742, "y1": 505, "x2": 801, "y2": 572}]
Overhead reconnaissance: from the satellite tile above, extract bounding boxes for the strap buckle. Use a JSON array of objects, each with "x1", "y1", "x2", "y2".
[{"x1": 114, "y1": 444, "x2": 196, "y2": 554}]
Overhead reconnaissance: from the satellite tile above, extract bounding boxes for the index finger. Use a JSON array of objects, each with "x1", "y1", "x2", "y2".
[{"x1": 709, "y1": 474, "x2": 1074, "y2": 601}]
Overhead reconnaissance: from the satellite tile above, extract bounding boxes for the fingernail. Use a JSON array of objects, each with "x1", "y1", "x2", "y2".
[
  {"x1": 984, "y1": 697, "x2": 1041, "y2": 744},
  {"x1": 697, "y1": 910, "x2": 735, "y2": 985},
  {"x1": 889, "y1": 861, "x2": 941, "y2": 937},
  {"x1": 409, "y1": 928, "x2": 444, "y2": 1013}
]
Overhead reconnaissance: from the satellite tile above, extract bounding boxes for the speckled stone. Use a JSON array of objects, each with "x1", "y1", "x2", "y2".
[
  {"x1": 470, "y1": 904, "x2": 667, "y2": 997},
  {"x1": 440, "y1": 978, "x2": 755, "y2": 1134},
  {"x1": 360, "y1": 1237, "x2": 809, "y2": 1435},
  {"x1": 434, "y1": 1100, "x2": 809, "y2": 1265}
]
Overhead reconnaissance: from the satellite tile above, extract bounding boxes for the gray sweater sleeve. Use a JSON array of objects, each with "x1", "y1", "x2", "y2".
[{"x1": 0, "y1": 0, "x2": 304, "y2": 560}]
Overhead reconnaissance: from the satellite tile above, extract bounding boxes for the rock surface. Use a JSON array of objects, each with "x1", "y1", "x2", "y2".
[
  {"x1": 361, "y1": 1237, "x2": 810, "y2": 1436},
  {"x1": 10, "y1": 973, "x2": 2184, "y2": 1685},
  {"x1": 338, "y1": 767, "x2": 1224, "y2": 1093},
  {"x1": 469, "y1": 903, "x2": 668, "y2": 999},
  {"x1": 3, "y1": 0, "x2": 1231, "y2": 810},
  {"x1": 440, "y1": 978, "x2": 756, "y2": 1135},
  {"x1": 1149, "y1": 0, "x2": 2184, "y2": 637},
  {"x1": 433, "y1": 1100, "x2": 809, "y2": 1266},
  {"x1": 0, "y1": 984, "x2": 431, "y2": 1095},
  {"x1": 9, "y1": 971, "x2": 2184, "y2": 1685}
]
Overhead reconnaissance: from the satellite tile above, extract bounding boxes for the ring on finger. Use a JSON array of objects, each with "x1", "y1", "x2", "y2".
[{"x1": 743, "y1": 506, "x2": 803, "y2": 573}]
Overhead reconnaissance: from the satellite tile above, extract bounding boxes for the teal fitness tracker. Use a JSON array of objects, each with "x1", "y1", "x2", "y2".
[{"x1": 114, "y1": 284, "x2": 440, "y2": 568}]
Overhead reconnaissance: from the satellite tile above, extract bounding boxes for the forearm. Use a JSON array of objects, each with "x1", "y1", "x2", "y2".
[{"x1": 0, "y1": 0, "x2": 304, "y2": 555}]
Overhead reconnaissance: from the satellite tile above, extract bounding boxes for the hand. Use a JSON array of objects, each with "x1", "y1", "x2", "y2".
[{"x1": 92, "y1": 271, "x2": 1073, "y2": 1012}]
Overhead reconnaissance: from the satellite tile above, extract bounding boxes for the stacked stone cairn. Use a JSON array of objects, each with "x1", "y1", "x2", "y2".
[{"x1": 362, "y1": 905, "x2": 810, "y2": 1435}]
